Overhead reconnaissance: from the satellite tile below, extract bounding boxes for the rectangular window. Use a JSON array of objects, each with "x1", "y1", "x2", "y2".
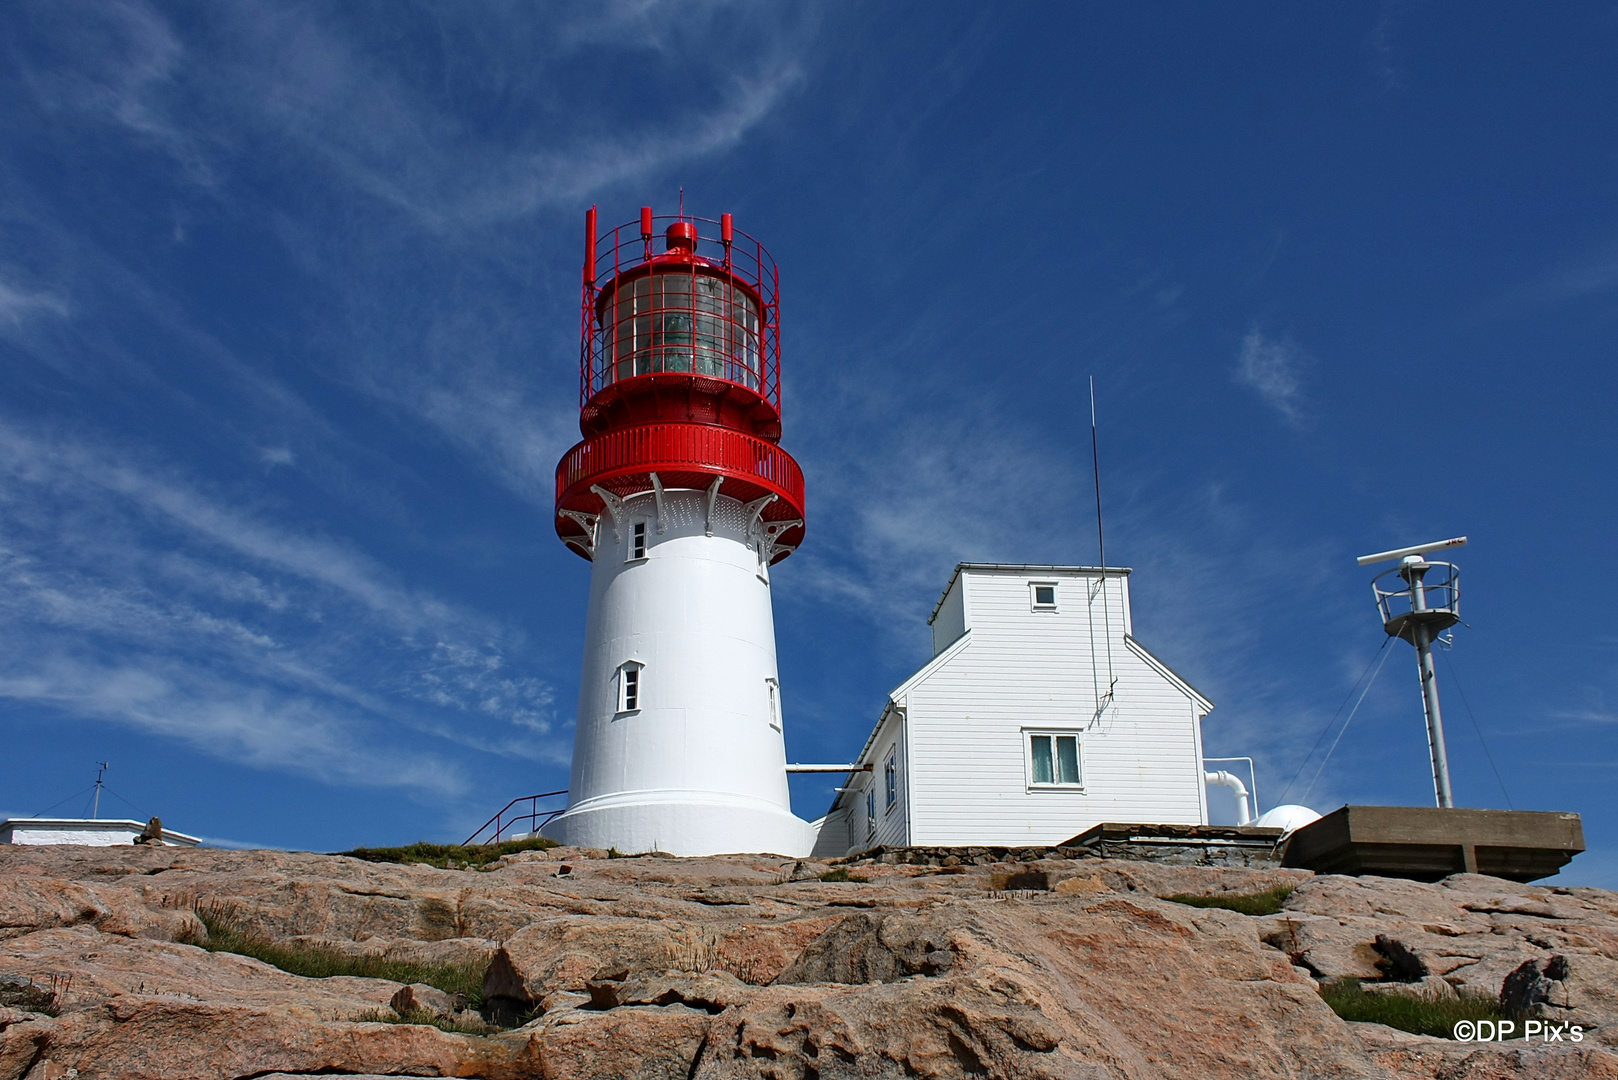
[
  {"x1": 1031, "y1": 582, "x2": 1057, "y2": 610},
  {"x1": 619, "y1": 665, "x2": 641, "y2": 712},
  {"x1": 866, "y1": 788, "x2": 876, "y2": 839},
  {"x1": 884, "y1": 748, "x2": 897, "y2": 810},
  {"x1": 1028, "y1": 732, "x2": 1081, "y2": 787},
  {"x1": 630, "y1": 521, "x2": 647, "y2": 560},
  {"x1": 765, "y1": 678, "x2": 780, "y2": 730}
]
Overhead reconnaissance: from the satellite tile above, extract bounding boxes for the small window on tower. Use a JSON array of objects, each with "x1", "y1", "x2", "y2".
[
  {"x1": 1031, "y1": 582, "x2": 1057, "y2": 610},
  {"x1": 765, "y1": 678, "x2": 781, "y2": 731},
  {"x1": 618, "y1": 664, "x2": 642, "y2": 713},
  {"x1": 630, "y1": 521, "x2": 647, "y2": 561}
]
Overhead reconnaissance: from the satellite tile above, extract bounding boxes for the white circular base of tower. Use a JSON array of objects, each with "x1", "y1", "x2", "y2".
[{"x1": 541, "y1": 790, "x2": 814, "y2": 857}]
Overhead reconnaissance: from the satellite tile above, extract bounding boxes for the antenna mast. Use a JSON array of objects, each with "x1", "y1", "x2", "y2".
[
  {"x1": 1089, "y1": 377, "x2": 1116, "y2": 719},
  {"x1": 92, "y1": 761, "x2": 109, "y2": 819},
  {"x1": 1358, "y1": 537, "x2": 1466, "y2": 808}
]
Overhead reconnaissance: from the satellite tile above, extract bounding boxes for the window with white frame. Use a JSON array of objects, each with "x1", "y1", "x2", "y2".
[
  {"x1": 765, "y1": 678, "x2": 781, "y2": 730},
  {"x1": 617, "y1": 663, "x2": 642, "y2": 713},
  {"x1": 1026, "y1": 731, "x2": 1082, "y2": 787},
  {"x1": 629, "y1": 520, "x2": 648, "y2": 561},
  {"x1": 884, "y1": 747, "x2": 897, "y2": 810},
  {"x1": 1030, "y1": 581, "x2": 1058, "y2": 611},
  {"x1": 865, "y1": 787, "x2": 876, "y2": 839}
]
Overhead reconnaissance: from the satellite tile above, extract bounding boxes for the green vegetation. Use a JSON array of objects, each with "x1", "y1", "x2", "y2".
[
  {"x1": 191, "y1": 906, "x2": 486, "y2": 1010},
  {"x1": 1163, "y1": 884, "x2": 1295, "y2": 916},
  {"x1": 331, "y1": 836, "x2": 556, "y2": 870},
  {"x1": 1319, "y1": 978, "x2": 1502, "y2": 1039},
  {"x1": 818, "y1": 867, "x2": 870, "y2": 883},
  {"x1": 355, "y1": 1007, "x2": 495, "y2": 1035}
]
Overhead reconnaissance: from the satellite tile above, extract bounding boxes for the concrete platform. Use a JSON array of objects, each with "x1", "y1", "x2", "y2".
[
  {"x1": 1061, "y1": 823, "x2": 1286, "y2": 868},
  {"x1": 1280, "y1": 805, "x2": 1584, "y2": 882}
]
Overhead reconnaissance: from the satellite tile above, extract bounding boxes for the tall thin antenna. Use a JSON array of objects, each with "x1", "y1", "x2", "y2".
[
  {"x1": 1090, "y1": 377, "x2": 1106, "y2": 571},
  {"x1": 679, "y1": 187, "x2": 685, "y2": 221},
  {"x1": 1089, "y1": 377, "x2": 1117, "y2": 720},
  {"x1": 92, "y1": 761, "x2": 109, "y2": 820}
]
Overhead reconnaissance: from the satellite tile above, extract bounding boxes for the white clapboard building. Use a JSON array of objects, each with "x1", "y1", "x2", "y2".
[{"x1": 810, "y1": 564, "x2": 1217, "y2": 857}]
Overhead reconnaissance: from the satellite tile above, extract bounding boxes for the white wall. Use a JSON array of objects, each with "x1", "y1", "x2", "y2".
[
  {"x1": 930, "y1": 575, "x2": 966, "y2": 656},
  {"x1": 899, "y1": 567, "x2": 1208, "y2": 848},
  {"x1": 543, "y1": 487, "x2": 813, "y2": 857}
]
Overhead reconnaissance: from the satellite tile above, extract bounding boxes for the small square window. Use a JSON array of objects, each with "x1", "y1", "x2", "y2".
[
  {"x1": 884, "y1": 748, "x2": 898, "y2": 810},
  {"x1": 1027, "y1": 732, "x2": 1082, "y2": 787},
  {"x1": 1031, "y1": 582, "x2": 1057, "y2": 610},
  {"x1": 630, "y1": 521, "x2": 647, "y2": 560}
]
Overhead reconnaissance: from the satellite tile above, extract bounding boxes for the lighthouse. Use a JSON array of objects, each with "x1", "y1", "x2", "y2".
[{"x1": 541, "y1": 206, "x2": 815, "y2": 858}]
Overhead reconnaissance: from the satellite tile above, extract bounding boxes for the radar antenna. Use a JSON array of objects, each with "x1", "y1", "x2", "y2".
[{"x1": 1357, "y1": 536, "x2": 1466, "y2": 807}]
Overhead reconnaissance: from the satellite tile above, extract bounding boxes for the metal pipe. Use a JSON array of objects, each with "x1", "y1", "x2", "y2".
[
  {"x1": 1203, "y1": 770, "x2": 1253, "y2": 825},
  {"x1": 1412, "y1": 621, "x2": 1455, "y2": 808},
  {"x1": 786, "y1": 764, "x2": 872, "y2": 773}
]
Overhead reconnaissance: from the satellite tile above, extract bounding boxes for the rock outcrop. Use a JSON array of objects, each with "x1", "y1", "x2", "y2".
[{"x1": 1, "y1": 843, "x2": 1615, "y2": 1078}]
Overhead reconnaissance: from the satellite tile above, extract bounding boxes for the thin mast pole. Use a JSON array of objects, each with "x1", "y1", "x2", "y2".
[
  {"x1": 1090, "y1": 377, "x2": 1116, "y2": 710},
  {"x1": 92, "y1": 761, "x2": 108, "y2": 819}
]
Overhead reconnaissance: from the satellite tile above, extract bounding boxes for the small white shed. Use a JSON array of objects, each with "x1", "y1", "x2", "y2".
[{"x1": 811, "y1": 564, "x2": 1214, "y2": 857}]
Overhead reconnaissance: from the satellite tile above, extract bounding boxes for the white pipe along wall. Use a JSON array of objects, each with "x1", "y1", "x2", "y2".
[
  {"x1": 1204, "y1": 770, "x2": 1254, "y2": 826},
  {"x1": 542, "y1": 487, "x2": 815, "y2": 857}
]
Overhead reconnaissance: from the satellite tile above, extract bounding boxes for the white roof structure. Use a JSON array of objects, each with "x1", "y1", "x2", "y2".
[{"x1": 0, "y1": 818, "x2": 201, "y2": 847}]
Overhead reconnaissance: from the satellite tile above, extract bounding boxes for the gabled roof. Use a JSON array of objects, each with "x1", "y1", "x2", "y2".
[
  {"x1": 826, "y1": 628, "x2": 976, "y2": 815},
  {"x1": 928, "y1": 563, "x2": 1132, "y2": 624},
  {"x1": 1123, "y1": 634, "x2": 1214, "y2": 713}
]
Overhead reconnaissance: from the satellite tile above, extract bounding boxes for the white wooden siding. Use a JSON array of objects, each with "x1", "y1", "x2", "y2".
[
  {"x1": 930, "y1": 576, "x2": 966, "y2": 655},
  {"x1": 901, "y1": 568, "x2": 1204, "y2": 846},
  {"x1": 819, "y1": 565, "x2": 1213, "y2": 856}
]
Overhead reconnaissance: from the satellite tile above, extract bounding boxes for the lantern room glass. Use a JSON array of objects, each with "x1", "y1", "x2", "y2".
[{"x1": 602, "y1": 269, "x2": 762, "y2": 391}]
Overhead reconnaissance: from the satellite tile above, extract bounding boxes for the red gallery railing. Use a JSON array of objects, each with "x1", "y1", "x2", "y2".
[
  {"x1": 555, "y1": 422, "x2": 805, "y2": 516},
  {"x1": 581, "y1": 213, "x2": 781, "y2": 415}
]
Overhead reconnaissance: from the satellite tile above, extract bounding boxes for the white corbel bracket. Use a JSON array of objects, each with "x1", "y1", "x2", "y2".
[
  {"x1": 557, "y1": 509, "x2": 600, "y2": 560},
  {"x1": 758, "y1": 518, "x2": 803, "y2": 564},
  {"x1": 649, "y1": 472, "x2": 667, "y2": 534},
  {"x1": 591, "y1": 485, "x2": 629, "y2": 543},
  {"x1": 741, "y1": 494, "x2": 777, "y2": 542},
  {"x1": 703, "y1": 475, "x2": 724, "y2": 537}
]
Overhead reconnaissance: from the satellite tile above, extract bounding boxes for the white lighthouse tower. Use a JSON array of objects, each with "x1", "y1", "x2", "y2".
[{"x1": 541, "y1": 206, "x2": 815, "y2": 858}]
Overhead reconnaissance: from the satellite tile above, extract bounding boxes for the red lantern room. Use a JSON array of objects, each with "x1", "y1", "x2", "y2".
[{"x1": 555, "y1": 206, "x2": 806, "y2": 561}]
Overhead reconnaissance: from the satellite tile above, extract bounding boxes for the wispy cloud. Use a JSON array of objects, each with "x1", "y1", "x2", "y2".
[
  {"x1": 0, "y1": 277, "x2": 70, "y2": 327},
  {"x1": 1234, "y1": 327, "x2": 1312, "y2": 427},
  {"x1": 0, "y1": 420, "x2": 563, "y2": 795}
]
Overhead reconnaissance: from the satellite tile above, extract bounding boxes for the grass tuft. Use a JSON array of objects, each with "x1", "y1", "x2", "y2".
[
  {"x1": 191, "y1": 906, "x2": 486, "y2": 1010},
  {"x1": 818, "y1": 867, "x2": 870, "y2": 883},
  {"x1": 1163, "y1": 885, "x2": 1294, "y2": 916},
  {"x1": 356, "y1": 1007, "x2": 495, "y2": 1035},
  {"x1": 331, "y1": 836, "x2": 556, "y2": 870},
  {"x1": 1319, "y1": 978, "x2": 1502, "y2": 1038}
]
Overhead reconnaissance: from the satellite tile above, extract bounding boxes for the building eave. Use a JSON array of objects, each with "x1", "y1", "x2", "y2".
[{"x1": 1123, "y1": 635, "x2": 1214, "y2": 713}]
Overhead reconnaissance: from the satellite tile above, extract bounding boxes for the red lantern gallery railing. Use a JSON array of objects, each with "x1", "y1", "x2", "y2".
[
  {"x1": 581, "y1": 212, "x2": 781, "y2": 415},
  {"x1": 555, "y1": 422, "x2": 805, "y2": 520}
]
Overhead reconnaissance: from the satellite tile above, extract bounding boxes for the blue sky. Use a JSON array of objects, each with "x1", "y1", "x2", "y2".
[{"x1": 2, "y1": 3, "x2": 1615, "y2": 880}]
